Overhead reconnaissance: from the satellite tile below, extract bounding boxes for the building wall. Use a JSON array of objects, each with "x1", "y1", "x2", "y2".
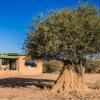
[
  {"x1": 0, "y1": 56, "x2": 43, "y2": 76},
  {"x1": 16, "y1": 56, "x2": 43, "y2": 75}
]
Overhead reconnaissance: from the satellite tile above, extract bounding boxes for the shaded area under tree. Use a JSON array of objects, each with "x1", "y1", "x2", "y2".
[{"x1": 0, "y1": 77, "x2": 54, "y2": 88}]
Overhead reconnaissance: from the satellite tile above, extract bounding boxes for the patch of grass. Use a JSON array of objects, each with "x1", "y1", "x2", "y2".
[{"x1": 87, "y1": 80, "x2": 100, "y2": 89}]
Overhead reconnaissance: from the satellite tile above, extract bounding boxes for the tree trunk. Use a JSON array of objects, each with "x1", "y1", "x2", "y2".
[{"x1": 52, "y1": 64, "x2": 88, "y2": 93}]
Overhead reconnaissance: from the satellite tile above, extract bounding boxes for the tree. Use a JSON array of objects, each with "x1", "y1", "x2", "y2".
[{"x1": 24, "y1": 4, "x2": 100, "y2": 92}]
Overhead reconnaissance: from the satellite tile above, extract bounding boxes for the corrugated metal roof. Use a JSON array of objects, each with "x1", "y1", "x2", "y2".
[
  {"x1": 0, "y1": 53, "x2": 26, "y2": 59},
  {"x1": 0, "y1": 55, "x2": 19, "y2": 59}
]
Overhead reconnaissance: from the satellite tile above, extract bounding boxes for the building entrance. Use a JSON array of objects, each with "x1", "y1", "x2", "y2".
[{"x1": 0, "y1": 58, "x2": 17, "y2": 70}]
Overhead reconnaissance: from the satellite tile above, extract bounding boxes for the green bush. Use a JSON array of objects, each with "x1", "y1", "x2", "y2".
[
  {"x1": 43, "y1": 60, "x2": 100, "y2": 73},
  {"x1": 43, "y1": 60, "x2": 63, "y2": 73}
]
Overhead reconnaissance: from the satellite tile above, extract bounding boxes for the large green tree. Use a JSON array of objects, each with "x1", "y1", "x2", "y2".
[
  {"x1": 24, "y1": 4, "x2": 100, "y2": 92},
  {"x1": 24, "y1": 4, "x2": 100, "y2": 61}
]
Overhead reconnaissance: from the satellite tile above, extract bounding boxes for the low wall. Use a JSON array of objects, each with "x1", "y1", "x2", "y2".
[
  {"x1": 18, "y1": 66, "x2": 43, "y2": 75},
  {"x1": 0, "y1": 68, "x2": 42, "y2": 76},
  {"x1": 0, "y1": 70, "x2": 19, "y2": 76}
]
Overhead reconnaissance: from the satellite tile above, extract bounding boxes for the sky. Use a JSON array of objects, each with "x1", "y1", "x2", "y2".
[{"x1": 0, "y1": 0, "x2": 100, "y2": 53}]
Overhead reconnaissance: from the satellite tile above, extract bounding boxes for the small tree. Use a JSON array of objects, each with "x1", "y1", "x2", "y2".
[{"x1": 24, "y1": 4, "x2": 100, "y2": 92}]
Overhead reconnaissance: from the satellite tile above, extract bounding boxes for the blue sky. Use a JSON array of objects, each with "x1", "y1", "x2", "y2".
[{"x1": 0, "y1": 0, "x2": 99, "y2": 53}]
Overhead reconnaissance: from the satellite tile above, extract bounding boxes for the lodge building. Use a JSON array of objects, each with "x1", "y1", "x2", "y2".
[{"x1": 0, "y1": 53, "x2": 43, "y2": 76}]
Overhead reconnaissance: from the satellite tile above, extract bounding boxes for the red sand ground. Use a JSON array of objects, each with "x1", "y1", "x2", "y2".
[{"x1": 0, "y1": 73, "x2": 100, "y2": 100}]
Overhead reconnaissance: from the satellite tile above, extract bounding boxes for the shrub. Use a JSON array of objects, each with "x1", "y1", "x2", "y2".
[
  {"x1": 43, "y1": 60, "x2": 63, "y2": 73},
  {"x1": 85, "y1": 60, "x2": 100, "y2": 73},
  {"x1": 43, "y1": 60, "x2": 100, "y2": 73}
]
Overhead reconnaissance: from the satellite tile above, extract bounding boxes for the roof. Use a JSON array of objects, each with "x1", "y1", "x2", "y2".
[{"x1": 0, "y1": 53, "x2": 26, "y2": 59}]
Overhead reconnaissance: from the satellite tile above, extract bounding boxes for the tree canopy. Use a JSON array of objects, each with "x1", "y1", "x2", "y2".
[{"x1": 24, "y1": 4, "x2": 100, "y2": 61}]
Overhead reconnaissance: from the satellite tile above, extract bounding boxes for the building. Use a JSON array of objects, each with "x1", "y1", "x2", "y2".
[{"x1": 0, "y1": 53, "x2": 43, "y2": 76}]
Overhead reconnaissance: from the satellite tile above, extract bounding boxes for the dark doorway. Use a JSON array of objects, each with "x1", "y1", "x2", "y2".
[
  {"x1": 1, "y1": 58, "x2": 17, "y2": 70},
  {"x1": 9, "y1": 59, "x2": 16, "y2": 70}
]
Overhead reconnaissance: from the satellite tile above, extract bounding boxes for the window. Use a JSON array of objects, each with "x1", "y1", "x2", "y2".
[{"x1": 25, "y1": 60, "x2": 36, "y2": 67}]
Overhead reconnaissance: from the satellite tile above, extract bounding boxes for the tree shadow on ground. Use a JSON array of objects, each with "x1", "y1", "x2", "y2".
[{"x1": 0, "y1": 78, "x2": 55, "y2": 88}]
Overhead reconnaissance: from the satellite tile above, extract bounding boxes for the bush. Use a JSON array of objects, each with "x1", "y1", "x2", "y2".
[
  {"x1": 85, "y1": 60, "x2": 100, "y2": 73},
  {"x1": 43, "y1": 60, "x2": 100, "y2": 73},
  {"x1": 43, "y1": 60, "x2": 63, "y2": 73}
]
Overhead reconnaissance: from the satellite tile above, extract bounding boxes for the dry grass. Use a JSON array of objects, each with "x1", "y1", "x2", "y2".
[
  {"x1": 0, "y1": 73, "x2": 99, "y2": 100},
  {"x1": 88, "y1": 80, "x2": 100, "y2": 89}
]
